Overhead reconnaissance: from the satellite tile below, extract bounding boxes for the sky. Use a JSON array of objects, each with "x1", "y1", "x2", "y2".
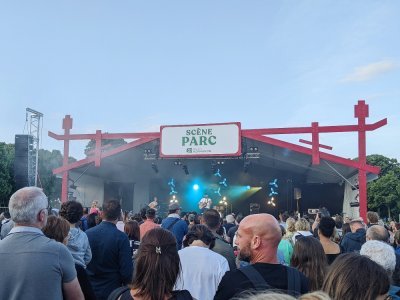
[{"x1": 0, "y1": 1, "x2": 399, "y2": 162}]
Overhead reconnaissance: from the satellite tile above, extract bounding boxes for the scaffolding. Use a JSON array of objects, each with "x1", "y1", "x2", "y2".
[{"x1": 26, "y1": 108, "x2": 43, "y2": 187}]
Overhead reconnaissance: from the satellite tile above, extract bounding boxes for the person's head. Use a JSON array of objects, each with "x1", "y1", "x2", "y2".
[
  {"x1": 360, "y1": 240, "x2": 396, "y2": 276},
  {"x1": 168, "y1": 203, "x2": 181, "y2": 215},
  {"x1": 9, "y1": 187, "x2": 48, "y2": 228},
  {"x1": 286, "y1": 217, "x2": 296, "y2": 233},
  {"x1": 131, "y1": 228, "x2": 180, "y2": 299},
  {"x1": 279, "y1": 211, "x2": 289, "y2": 223},
  {"x1": 42, "y1": 215, "x2": 70, "y2": 244},
  {"x1": 367, "y1": 211, "x2": 379, "y2": 224},
  {"x1": 140, "y1": 207, "x2": 147, "y2": 220},
  {"x1": 226, "y1": 214, "x2": 235, "y2": 224},
  {"x1": 334, "y1": 215, "x2": 343, "y2": 229},
  {"x1": 366, "y1": 225, "x2": 390, "y2": 243},
  {"x1": 291, "y1": 236, "x2": 327, "y2": 291},
  {"x1": 231, "y1": 291, "x2": 296, "y2": 300},
  {"x1": 83, "y1": 207, "x2": 89, "y2": 215},
  {"x1": 87, "y1": 213, "x2": 98, "y2": 228},
  {"x1": 295, "y1": 218, "x2": 310, "y2": 232},
  {"x1": 322, "y1": 252, "x2": 390, "y2": 300},
  {"x1": 235, "y1": 213, "x2": 281, "y2": 264},
  {"x1": 146, "y1": 208, "x2": 156, "y2": 220},
  {"x1": 59, "y1": 201, "x2": 83, "y2": 225},
  {"x1": 3, "y1": 210, "x2": 11, "y2": 219},
  {"x1": 91, "y1": 200, "x2": 98, "y2": 208},
  {"x1": 183, "y1": 224, "x2": 216, "y2": 249},
  {"x1": 349, "y1": 219, "x2": 364, "y2": 233},
  {"x1": 298, "y1": 291, "x2": 332, "y2": 300},
  {"x1": 318, "y1": 217, "x2": 336, "y2": 239},
  {"x1": 124, "y1": 220, "x2": 140, "y2": 241},
  {"x1": 202, "y1": 209, "x2": 221, "y2": 230},
  {"x1": 102, "y1": 199, "x2": 121, "y2": 221}
]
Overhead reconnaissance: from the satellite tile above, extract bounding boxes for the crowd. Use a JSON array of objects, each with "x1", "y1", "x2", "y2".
[{"x1": 1, "y1": 187, "x2": 400, "y2": 299}]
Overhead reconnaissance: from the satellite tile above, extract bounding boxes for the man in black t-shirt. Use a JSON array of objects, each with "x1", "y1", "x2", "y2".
[{"x1": 214, "y1": 214, "x2": 309, "y2": 300}]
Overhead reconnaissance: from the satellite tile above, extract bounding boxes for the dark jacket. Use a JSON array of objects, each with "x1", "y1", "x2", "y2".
[
  {"x1": 340, "y1": 228, "x2": 366, "y2": 253},
  {"x1": 86, "y1": 221, "x2": 133, "y2": 300}
]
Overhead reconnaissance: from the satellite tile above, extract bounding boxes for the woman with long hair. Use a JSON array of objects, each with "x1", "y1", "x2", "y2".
[
  {"x1": 124, "y1": 220, "x2": 141, "y2": 258},
  {"x1": 291, "y1": 236, "x2": 328, "y2": 291},
  {"x1": 322, "y1": 252, "x2": 390, "y2": 300},
  {"x1": 117, "y1": 227, "x2": 192, "y2": 300}
]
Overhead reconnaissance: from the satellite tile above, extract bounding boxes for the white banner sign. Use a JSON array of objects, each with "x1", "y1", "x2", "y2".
[{"x1": 160, "y1": 123, "x2": 241, "y2": 157}]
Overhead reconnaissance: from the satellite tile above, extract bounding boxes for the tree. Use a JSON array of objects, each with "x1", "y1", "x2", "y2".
[
  {"x1": 0, "y1": 143, "x2": 15, "y2": 206},
  {"x1": 367, "y1": 155, "x2": 400, "y2": 219},
  {"x1": 84, "y1": 137, "x2": 127, "y2": 157},
  {"x1": 37, "y1": 149, "x2": 63, "y2": 202}
]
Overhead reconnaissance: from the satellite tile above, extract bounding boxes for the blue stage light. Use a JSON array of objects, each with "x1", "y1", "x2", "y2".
[
  {"x1": 246, "y1": 185, "x2": 251, "y2": 190},
  {"x1": 193, "y1": 184, "x2": 199, "y2": 191}
]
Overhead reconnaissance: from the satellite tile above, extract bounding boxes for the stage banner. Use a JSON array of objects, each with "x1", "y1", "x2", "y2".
[{"x1": 160, "y1": 122, "x2": 241, "y2": 157}]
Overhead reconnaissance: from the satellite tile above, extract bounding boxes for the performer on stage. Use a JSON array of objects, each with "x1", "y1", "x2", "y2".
[
  {"x1": 148, "y1": 196, "x2": 159, "y2": 211},
  {"x1": 198, "y1": 194, "x2": 212, "y2": 213}
]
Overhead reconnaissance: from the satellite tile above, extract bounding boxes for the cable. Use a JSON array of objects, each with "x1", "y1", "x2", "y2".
[{"x1": 322, "y1": 160, "x2": 358, "y2": 189}]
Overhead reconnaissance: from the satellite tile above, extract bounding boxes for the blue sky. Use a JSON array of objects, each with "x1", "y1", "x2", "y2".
[{"x1": 0, "y1": 1, "x2": 399, "y2": 161}]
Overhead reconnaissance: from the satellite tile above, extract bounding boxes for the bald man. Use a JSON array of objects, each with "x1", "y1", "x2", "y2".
[{"x1": 214, "y1": 214, "x2": 308, "y2": 299}]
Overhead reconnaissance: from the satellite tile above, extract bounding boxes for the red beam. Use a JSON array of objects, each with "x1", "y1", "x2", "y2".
[
  {"x1": 299, "y1": 139, "x2": 333, "y2": 150},
  {"x1": 48, "y1": 131, "x2": 160, "y2": 140},
  {"x1": 242, "y1": 132, "x2": 380, "y2": 174},
  {"x1": 53, "y1": 137, "x2": 158, "y2": 174},
  {"x1": 242, "y1": 118, "x2": 387, "y2": 135}
]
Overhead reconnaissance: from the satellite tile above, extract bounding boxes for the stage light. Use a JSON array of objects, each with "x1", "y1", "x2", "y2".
[
  {"x1": 193, "y1": 184, "x2": 199, "y2": 191},
  {"x1": 170, "y1": 195, "x2": 179, "y2": 203},
  {"x1": 246, "y1": 185, "x2": 251, "y2": 190},
  {"x1": 219, "y1": 178, "x2": 228, "y2": 187}
]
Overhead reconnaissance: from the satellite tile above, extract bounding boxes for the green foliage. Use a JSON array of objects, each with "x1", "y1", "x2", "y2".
[
  {"x1": 0, "y1": 143, "x2": 15, "y2": 206},
  {"x1": 84, "y1": 137, "x2": 127, "y2": 156},
  {"x1": 37, "y1": 149, "x2": 63, "y2": 201},
  {"x1": 367, "y1": 155, "x2": 400, "y2": 218}
]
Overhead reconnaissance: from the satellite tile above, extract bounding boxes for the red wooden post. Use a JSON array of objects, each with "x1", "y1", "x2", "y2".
[
  {"x1": 355, "y1": 100, "x2": 369, "y2": 220},
  {"x1": 61, "y1": 115, "x2": 73, "y2": 202},
  {"x1": 311, "y1": 122, "x2": 320, "y2": 165},
  {"x1": 95, "y1": 130, "x2": 102, "y2": 167}
]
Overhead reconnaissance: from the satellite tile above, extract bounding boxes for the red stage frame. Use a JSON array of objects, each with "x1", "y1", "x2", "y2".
[{"x1": 49, "y1": 100, "x2": 387, "y2": 220}]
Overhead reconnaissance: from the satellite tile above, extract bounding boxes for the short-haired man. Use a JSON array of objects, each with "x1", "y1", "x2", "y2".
[
  {"x1": 366, "y1": 225, "x2": 400, "y2": 286},
  {"x1": 340, "y1": 218, "x2": 366, "y2": 253},
  {"x1": 0, "y1": 187, "x2": 83, "y2": 300},
  {"x1": 86, "y1": 199, "x2": 133, "y2": 300},
  {"x1": 139, "y1": 208, "x2": 159, "y2": 239},
  {"x1": 161, "y1": 203, "x2": 188, "y2": 249},
  {"x1": 202, "y1": 208, "x2": 237, "y2": 271},
  {"x1": 367, "y1": 211, "x2": 380, "y2": 227},
  {"x1": 214, "y1": 213, "x2": 308, "y2": 299}
]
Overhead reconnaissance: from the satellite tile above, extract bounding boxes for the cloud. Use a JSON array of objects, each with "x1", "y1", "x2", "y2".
[{"x1": 341, "y1": 60, "x2": 398, "y2": 82}]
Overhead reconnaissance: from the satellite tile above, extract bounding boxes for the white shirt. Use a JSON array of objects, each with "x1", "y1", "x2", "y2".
[
  {"x1": 176, "y1": 246, "x2": 229, "y2": 300},
  {"x1": 292, "y1": 230, "x2": 313, "y2": 244}
]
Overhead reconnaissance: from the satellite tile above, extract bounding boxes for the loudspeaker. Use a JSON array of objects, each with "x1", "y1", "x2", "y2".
[{"x1": 14, "y1": 135, "x2": 34, "y2": 189}]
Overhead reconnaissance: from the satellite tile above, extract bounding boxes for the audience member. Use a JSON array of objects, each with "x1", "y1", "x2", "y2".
[
  {"x1": 278, "y1": 225, "x2": 293, "y2": 265},
  {"x1": 322, "y1": 252, "x2": 390, "y2": 300},
  {"x1": 60, "y1": 200, "x2": 95, "y2": 300},
  {"x1": 139, "y1": 208, "x2": 159, "y2": 239},
  {"x1": 367, "y1": 211, "x2": 379, "y2": 227},
  {"x1": 124, "y1": 220, "x2": 141, "y2": 258},
  {"x1": 279, "y1": 211, "x2": 289, "y2": 229},
  {"x1": 340, "y1": 218, "x2": 366, "y2": 253},
  {"x1": 176, "y1": 224, "x2": 229, "y2": 300},
  {"x1": 42, "y1": 215, "x2": 70, "y2": 244},
  {"x1": 214, "y1": 214, "x2": 308, "y2": 300},
  {"x1": 202, "y1": 208, "x2": 237, "y2": 271},
  {"x1": 291, "y1": 236, "x2": 327, "y2": 291},
  {"x1": 0, "y1": 210, "x2": 14, "y2": 239},
  {"x1": 86, "y1": 199, "x2": 133, "y2": 300},
  {"x1": 227, "y1": 213, "x2": 243, "y2": 246},
  {"x1": 224, "y1": 214, "x2": 236, "y2": 233},
  {"x1": 292, "y1": 218, "x2": 313, "y2": 244},
  {"x1": 0, "y1": 187, "x2": 83, "y2": 300},
  {"x1": 115, "y1": 227, "x2": 192, "y2": 300},
  {"x1": 161, "y1": 203, "x2": 188, "y2": 250},
  {"x1": 318, "y1": 217, "x2": 341, "y2": 264}
]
